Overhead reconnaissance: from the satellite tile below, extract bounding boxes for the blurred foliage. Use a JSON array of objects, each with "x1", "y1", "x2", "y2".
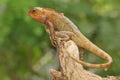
[{"x1": 0, "y1": 0, "x2": 120, "y2": 80}]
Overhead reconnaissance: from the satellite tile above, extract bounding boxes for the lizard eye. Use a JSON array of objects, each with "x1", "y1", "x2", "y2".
[{"x1": 32, "y1": 9, "x2": 36, "y2": 14}]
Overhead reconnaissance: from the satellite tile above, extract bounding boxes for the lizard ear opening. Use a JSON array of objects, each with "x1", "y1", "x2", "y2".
[{"x1": 40, "y1": 15, "x2": 47, "y2": 23}]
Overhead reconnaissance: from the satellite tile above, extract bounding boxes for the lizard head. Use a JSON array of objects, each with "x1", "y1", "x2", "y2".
[
  {"x1": 29, "y1": 7, "x2": 47, "y2": 24},
  {"x1": 29, "y1": 7, "x2": 63, "y2": 24}
]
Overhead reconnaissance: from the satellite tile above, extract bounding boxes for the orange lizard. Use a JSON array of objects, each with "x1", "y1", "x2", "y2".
[{"x1": 29, "y1": 7, "x2": 112, "y2": 69}]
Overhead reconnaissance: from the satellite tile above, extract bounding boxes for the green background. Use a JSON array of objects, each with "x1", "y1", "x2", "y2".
[{"x1": 0, "y1": 0, "x2": 120, "y2": 80}]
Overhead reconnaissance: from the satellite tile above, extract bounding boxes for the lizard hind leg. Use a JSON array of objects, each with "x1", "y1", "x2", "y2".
[
  {"x1": 55, "y1": 31, "x2": 72, "y2": 41},
  {"x1": 54, "y1": 31, "x2": 70, "y2": 46},
  {"x1": 79, "y1": 48, "x2": 85, "y2": 60}
]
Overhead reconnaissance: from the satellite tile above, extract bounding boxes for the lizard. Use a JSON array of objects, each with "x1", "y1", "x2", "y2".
[{"x1": 28, "y1": 7, "x2": 113, "y2": 69}]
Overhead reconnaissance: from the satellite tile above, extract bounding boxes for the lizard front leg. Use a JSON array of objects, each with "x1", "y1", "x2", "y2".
[{"x1": 45, "y1": 20, "x2": 57, "y2": 46}]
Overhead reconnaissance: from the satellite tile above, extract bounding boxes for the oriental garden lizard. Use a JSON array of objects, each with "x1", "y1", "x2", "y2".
[{"x1": 29, "y1": 7, "x2": 112, "y2": 69}]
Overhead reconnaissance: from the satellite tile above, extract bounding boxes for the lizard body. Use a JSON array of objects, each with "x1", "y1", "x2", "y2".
[{"x1": 29, "y1": 7, "x2": 112, "y2": 68}]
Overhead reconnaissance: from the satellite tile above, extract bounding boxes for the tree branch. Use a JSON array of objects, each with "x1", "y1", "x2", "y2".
[{"x1": 50, "y1": 38, "x2": 119, "y2": 80}]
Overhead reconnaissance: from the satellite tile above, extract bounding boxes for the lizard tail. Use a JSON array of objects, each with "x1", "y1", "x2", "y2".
[
  {"x1": 70, "y1": 53, "x2": 112, "y2": 69},
  {"x1": 74, "y1": 32, "x2": 113, "y2": 68}
]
